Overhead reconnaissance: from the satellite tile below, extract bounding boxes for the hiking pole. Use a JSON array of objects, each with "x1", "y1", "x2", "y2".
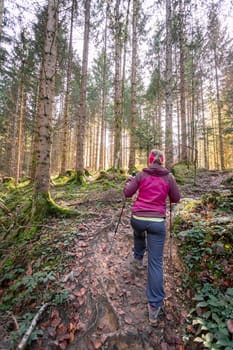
[
  {"x1": 169, "y1": 201, "x2": 173, "y2": 261},
  {"x1": 108, "y1": 199, "x2": 126, "y2": 253},
  {"x1": 108, "y1": 171, "x2": 136, "y2": 254}
]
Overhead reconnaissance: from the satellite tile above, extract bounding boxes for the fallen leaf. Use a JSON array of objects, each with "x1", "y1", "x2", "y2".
[
  {"x1": 227, "y1": 319, "x2": 233, "y2": 333},
  {"x1": 91, "y1": 339, "x2": 103, "y2": 349},
  {"x1": 73, "y1": 287, "x2": 86, "y2": 297},
  {"x1": 124, "y1": 316, "x2": 133, "y2": 324},
  {"x1": 69, "y1": 332, "x2": 75, "y2": 343},
  {"x1": 68, "y1": 322, "x2": 75, "y2": 332},
  {"x1": 76, "y1": 321, "x2": 86, "y2": 331},
  {"x1": 160, "y1": 342, "x2": 168, "y2": 350},
  {"x1": 57, "y1": 323, "x2": 67, "y2": 335},
  {"x1": 165, "y1": 313, "x2": 173, "y2": 321},
  {"x1": 51, "y1": 316, "x2": 61, "y2": 328},
  {"x1": 118, "y1": 308, "x2": 125, "y2": 315},
  {"x1": 59, "y1": 340, "x2": 68, "y2": 350},
  {"x1": 78, "y1": 241, "x2": 88, "y2": 248},
  {"x1": 26, "y1": 261, "x2": 34, "y2": 275},
  {"x1": 48, "y1": 327, "x2": 56, "y2": 337}
]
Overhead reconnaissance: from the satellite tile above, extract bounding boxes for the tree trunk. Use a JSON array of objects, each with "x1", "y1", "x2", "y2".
[
  {"x1": 128, "y1": 0, "x2": 137, "y2": 173},
  {"x1": 9, "y1": 89, "x2": 19, "y2": 178},
  {"x1": 99, "y1": 3, "x2": 108, "y2": 171},
  {"x1": 113, "y1": 0, "x2": 123, "y2": 170},
  {"x1": 213, "y1": 46, "x2": 225, "y2": 170},
  {"x1": 165, "y1": 0, "x2": 173, "y2": 169},
  {"x1": 60, "y1": 0, "x2": 75, "y2": 175},
  {"x1": 200, "y1": 76, "x2": 208, "y2": 169},
  {"x1": 0, "y1": 0, "x2": 3, "y2": 39},
  {"x1": 32, "y1": 0, "x2": 58, "y2": 219},
  {"x1": 179, "y1": 0, "x2": 187, "y2": 162},
  {"x1": 75, "y1": 0, "x2": 91, "y2": 182},
  {"x1": 15, "y1": 73, "x2": 26, "y2": 185}
]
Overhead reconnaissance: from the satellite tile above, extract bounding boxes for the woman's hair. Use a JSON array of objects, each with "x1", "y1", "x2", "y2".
[{"x1": 148, "y1": 149, "x2": 164, "y2": 165}]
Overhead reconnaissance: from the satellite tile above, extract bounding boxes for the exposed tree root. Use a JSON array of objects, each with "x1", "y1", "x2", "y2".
[{"x1": 98, "y1": 276, "x2": 122, "y2": 328}]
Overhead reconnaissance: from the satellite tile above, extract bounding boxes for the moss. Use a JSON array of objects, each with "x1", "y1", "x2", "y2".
[
  {"x1": 171, "y1": 162, "x2": 196, "y2": 184},
  {"x1": 31, "y1": 190, "x2": 78, "y2": 221},
  {"x1": 74, "y1": 170, "x2": 86, "y2": 186}
]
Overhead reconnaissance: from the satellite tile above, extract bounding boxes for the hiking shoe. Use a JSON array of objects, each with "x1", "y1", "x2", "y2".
[
  {"x1": 148, "y1": 304, "x2": 161, "y2": 325},
  {"x1": 133, "y1": 258, "x2": 144, "y2": 270}
]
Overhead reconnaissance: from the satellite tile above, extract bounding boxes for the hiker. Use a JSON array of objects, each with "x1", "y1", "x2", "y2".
[{"x1": 123, "y1": 149, "x2": 181, "y2": 325}]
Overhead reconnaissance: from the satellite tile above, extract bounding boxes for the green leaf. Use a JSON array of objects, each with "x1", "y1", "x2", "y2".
[
  {"x1": 204, "y1": 332, "x2": 214, "y2": 342},
  {"x1": 226, "y1": 288, "x2": 233, "y2": 296},
  {"x1": 197, "y1": 301, "x2": 209, "y2": 307},
  {"x1": 212, "y1": 313, "x2": 221, "y2": 323},
  {"x1": 193, "y1": 294, "x2": 204, "y2": 301},
  {"x1": 202, "y1": 311, "x2": 211, "y2": 319},
  {"x1": 194, "y1": 337, "x2": 204, "y2": 343}
]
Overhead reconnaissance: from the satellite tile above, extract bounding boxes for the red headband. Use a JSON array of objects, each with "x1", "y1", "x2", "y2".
[
  {"x1": 148, "y1": 152, "x2": 155, "y2": 164},
  {"x1": 148, "y1": 152, "x2": 164, "y2": 164}
]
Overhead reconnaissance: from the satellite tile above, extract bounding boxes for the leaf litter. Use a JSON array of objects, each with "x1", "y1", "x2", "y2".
[
  {"x1": 1, "y1": 170, "x2": 232, "y2": 350},
  {"x1": 26, "y1": 198, "x2": 188, "y2": 350}
]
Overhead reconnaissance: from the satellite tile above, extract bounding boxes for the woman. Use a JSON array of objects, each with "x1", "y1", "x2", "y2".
[{"x1": 123, "y1": 149, "x2": 181, "y2": 324}]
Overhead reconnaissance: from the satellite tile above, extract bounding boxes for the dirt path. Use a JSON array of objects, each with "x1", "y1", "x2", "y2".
[
  {"x1": 34, "y1": 170, "x2": 232, "y2": 350},
  {"x1": 4, "y1": 170, "x2": 232, "y2": 350},
  {"x1": 31, "y1": 198, "x2": 188, "y2": 350}
]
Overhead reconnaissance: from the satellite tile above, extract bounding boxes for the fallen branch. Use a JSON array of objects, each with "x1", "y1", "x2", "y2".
[
  {"x1": 17, "y1": 302, "x2": 50, "y2": 350},
  {"x1": 0, "y1": 200, "x2": 13, "y2": 216}
]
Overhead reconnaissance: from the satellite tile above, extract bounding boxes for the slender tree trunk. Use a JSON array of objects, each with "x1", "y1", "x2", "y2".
[
  {"x1": 30, "y1": 73, "x2": 41, "y2": 181},
  {"x1": 128, "y1": 0, "x2": 137, "y2": 173},
  {"x1": 75, "y1": 0, "x2": 91, "y2": 180},
  {"x1": 210, "y1": 105, "x2": 218, "y2": 169},
  {"x1": 200, "y1": 76, "x2": 208, "y2": 168},
  {"x1": 32, "y1": 0, "x2": 58, "y2": 219},
  {"x1": 60, "y1": 0, "x2": 75, "y2": 175},
  {"x1": 0, "y1": 0, "x2": 3, "y2": 39},
  {"x1": 157, "y1": 54, "x2": 162, "y2": 149},
  {"x1": 120, "y1": 0, "x2": 130, "y2": 168},
  {"x1": 9, "y1": 90, "x2": 19, "y2": 178},
  {"x1": 179, "y1": 0, "x2": 187, "y2": 162},
  {"x1": 113, "y1": 0, "x2": 122, "y2": 170},
  {"x1": 99, "y1": 3, "x2": 108, "y2": 171},
  {"x1": 213, "y1": 47, "x2": 225, "y2": 170},
  {"x1": 15, "y1": 75, "x2": 26, "y2": 184},
  {"x1": 165, "y1": 0, "x2": 173, "y2": 169}
]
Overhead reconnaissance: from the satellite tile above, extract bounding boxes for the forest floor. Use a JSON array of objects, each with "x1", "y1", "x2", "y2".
[{"x1": 0, "y1": 169, "x2": 232, "y2": 350}]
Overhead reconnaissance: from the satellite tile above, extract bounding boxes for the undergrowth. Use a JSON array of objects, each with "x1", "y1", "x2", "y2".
[
  {"x1": 0, "y1": 172, "x2": 126, "y2": 347},
  {"x1": 173, "y1": 190, "x2": 233, "y2": 349}
]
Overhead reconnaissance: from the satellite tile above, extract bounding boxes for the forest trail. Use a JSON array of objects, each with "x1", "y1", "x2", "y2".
[
  {"x1": 1, "y1": 170, "x2": 232, "y2": 350},
  {"x1": 29, "y1": 170, "x2": 232, "y2": 350},
  {"x1": 32, "y1": 198, "x2": 186, "y2": 350}
]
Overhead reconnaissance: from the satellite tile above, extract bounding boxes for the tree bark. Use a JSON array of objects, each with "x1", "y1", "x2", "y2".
[
  {"x1": 213, "y1": 46, "x2": 225, "y2": 170},
  {"x1": 75, "y1": 0, "x2": 91, "y2": 181},
  {"x1": 128, "y1": 0, "x2": 138, "y2": 173},
  {"x1": 99, "y1": 3, "x2": 109, "y2": 171},
  {"x1": 32, "y1": 0, "x2": 58, "y2": 219},
  {"x1": 165, "y1": 0, "x2": 173, "y2": 169},
  {"x1": 15, "y1": 70, "x2": 26, "y2": 184},
  {"x1": 113, "y1": 0, "x2": 123, "y2": 170},
  {"x1": 0, "y1": 0, "x2": 3, "y2": 39},
  {"x1": 179, "y1": 0, "x2": 187, "y2": 162},
  {"x1": 60, "y1": 0, "x2": 75, "y2": 175}
]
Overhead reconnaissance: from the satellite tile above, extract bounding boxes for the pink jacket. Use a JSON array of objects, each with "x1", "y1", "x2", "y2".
[{"x1": 123, "y1": 163, "x2": 181, "y2": 218}]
